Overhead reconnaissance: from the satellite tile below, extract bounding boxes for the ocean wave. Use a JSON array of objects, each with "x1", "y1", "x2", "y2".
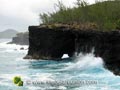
[
  {"x1": 0, "y1": 39, "x2": 28, "y2": 52},
  {"x1": 62, "y1": 53, "x2": 104, "y2": 71}
]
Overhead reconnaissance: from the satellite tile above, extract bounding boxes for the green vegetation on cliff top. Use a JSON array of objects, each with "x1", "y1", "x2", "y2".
[{"x1": 40, "y1": 0, "x2": 120, "y2": 31}]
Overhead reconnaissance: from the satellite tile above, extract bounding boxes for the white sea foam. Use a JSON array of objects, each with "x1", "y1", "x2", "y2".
[
  {"x1": 0, "y1": 39, "x2": 28, "y2": 54},
  {"x1": 74, "y1": 86, "x2": 113, "y2": 90},
  {"x1": 0, "y1": 74, "x2": 30, "y2": 80},
  {"x1": 27, "y1": 86, "x2": 43, "y2": 90},
  {"x1": 0, "y1": 41, "x2": 28, "y2": 50},
  {"x1": 15, "y1": 57, "x2": 28, "y2": 62},
  {"x1": 27, "y1": 86, "x2": 67, "y2": 90},
  {"x1": 62, "y1": 54, "x2": 69, "y2": 58},
  {"x1": 0, "y1": 81, "x2": 12, "y2": 87},
  {"x1": 64, "y1": 52, "x2": 104, "y2": 71},
  {"x1": 31, "y1": 73, "x2": 54, "y2": 82}
]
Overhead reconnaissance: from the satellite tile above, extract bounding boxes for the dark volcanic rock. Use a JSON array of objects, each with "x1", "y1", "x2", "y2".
[
  {"x1": 25, "y1": 26, "x2": 75, "y2": 60},
  {"x1": 25, "y1": 25, "x2": 120, "y2": 75},
  {"x1": 20, "y1": 47, "x2": 24, "y2": 50},
  {"x1": 74, "y1": 30, "x2": 120, "y2": 75}
]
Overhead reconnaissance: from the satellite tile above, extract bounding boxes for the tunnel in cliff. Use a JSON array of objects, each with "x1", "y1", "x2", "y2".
[
  {"x1": 27, "y1": 26, "x2": 76, "y2": 60},
  {"x1": 25, "y1": 26, "x2": 120, "y2": 75}
]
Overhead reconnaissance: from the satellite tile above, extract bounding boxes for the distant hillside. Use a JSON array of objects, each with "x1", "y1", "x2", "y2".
[
  {"x1": 9, "y1": 32, "x2": 29, "y2": 45},
  {"x1": 0, "y1": 29, "x2": 18, "y2": 39}
]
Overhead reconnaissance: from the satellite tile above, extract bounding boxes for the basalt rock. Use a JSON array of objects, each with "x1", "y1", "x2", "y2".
[
  {"x1": 25, "y1": 26, "x2": 75, "y2": 60},
  {"x1": 24, "y1": 25, "x2": 120, "y2": 75},
  {"x1": 74, "y1": 30, "x2": 120, "y2": 75}
]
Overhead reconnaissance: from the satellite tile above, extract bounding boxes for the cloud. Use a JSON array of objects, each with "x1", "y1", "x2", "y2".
[{"x1": 0, "y1": 0, "x2": 95, "y2": 31}]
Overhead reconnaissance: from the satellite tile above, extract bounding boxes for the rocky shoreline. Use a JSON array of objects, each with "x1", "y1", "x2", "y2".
[
  {"x1": 9, "y1": 32, "x2": 29, "y2": 45},
  {"x1": 24, "y1": 25, "x2": 120, "y2": 75}
]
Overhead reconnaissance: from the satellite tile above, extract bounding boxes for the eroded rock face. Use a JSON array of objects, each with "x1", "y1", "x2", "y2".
[
  {"x1": 26, "y1": 26, "x2": 75, "y2": 60},
  {"x1": 74, "y1": 30, "x2": 120, "y2": 75},
  {"x1": 25, "y1": 26, "x2": 120, "y2": 75}
]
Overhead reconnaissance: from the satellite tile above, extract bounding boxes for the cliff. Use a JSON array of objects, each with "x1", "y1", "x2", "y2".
[
  {"x1": 24, "y1": 26, "x2": 120, "y2": 75},
  {"x1": 25, "y1": 26, "x2": 75, "y2": 59},
  {"x1": 74, "y1": 30, "x2": 120, "y2": 75},
  {"x1": 9, "y1": 32, "x2": 29, "y2": 45}
]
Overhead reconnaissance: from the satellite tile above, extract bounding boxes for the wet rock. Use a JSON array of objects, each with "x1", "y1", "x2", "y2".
[
  {"x1": 24, "y1": 25, "x2": 120, "y2": 75},
  {"x1": 20, "y1": 47, "x2": 24, "y2": 50},
  {"x1": 26, "y1": 26, "x2": 75, "y2": 60},
  {"x1": 23, "y1": 55, "x2": 33, "y2": 59}
]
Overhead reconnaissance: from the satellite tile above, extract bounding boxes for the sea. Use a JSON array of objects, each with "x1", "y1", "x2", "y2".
[{"x1": 0, "y1": 39, "x2": 120, "y2": 90}]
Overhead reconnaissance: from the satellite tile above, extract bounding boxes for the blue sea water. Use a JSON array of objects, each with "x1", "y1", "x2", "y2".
[{"x1": 0, "y1": 39, "x2": 120, "y2": 90}]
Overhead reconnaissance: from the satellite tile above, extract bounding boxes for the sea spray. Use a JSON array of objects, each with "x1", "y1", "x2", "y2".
[{"x1": 63, "y1": 51, "x2": 104, "y2": 71}]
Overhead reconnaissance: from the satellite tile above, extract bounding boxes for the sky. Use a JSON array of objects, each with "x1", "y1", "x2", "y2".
[{"x1": 0, "y1": 0, "x2": 95, "y2": 32}]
